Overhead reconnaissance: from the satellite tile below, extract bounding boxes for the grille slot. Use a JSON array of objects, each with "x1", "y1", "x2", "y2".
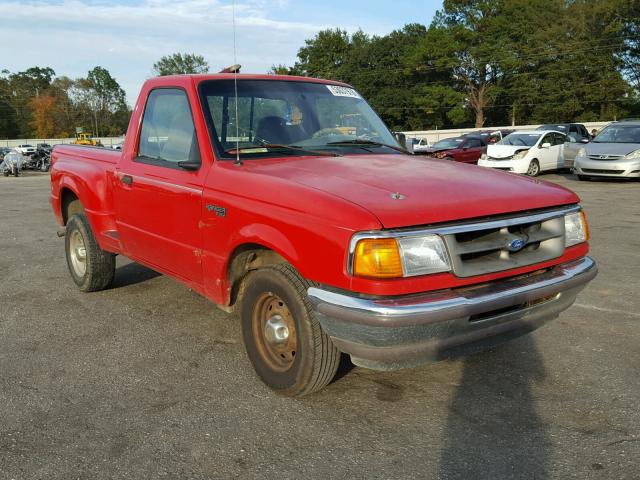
[
  {"x1": 588, "y1": 155, "x2": 624, "y2": 161},
  {"x1": 582, "y1": 168, "x2": 624, "y2": 174},
  {"x1": 443, "y1": 216, "x2": 565, "y2": 277}
]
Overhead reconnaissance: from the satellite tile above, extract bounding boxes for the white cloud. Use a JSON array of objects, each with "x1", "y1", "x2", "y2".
[{"x1": 0, "y1": 0, "x2": 332, "y2": 103}]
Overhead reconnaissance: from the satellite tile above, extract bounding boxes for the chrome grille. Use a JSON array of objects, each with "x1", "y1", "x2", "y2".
[
  {"x1": 588, "y1": 154, "x2": 624, "y2": 161},
  {"x1": 440, "y1": 211, "x2": 567, "y2": 277}
]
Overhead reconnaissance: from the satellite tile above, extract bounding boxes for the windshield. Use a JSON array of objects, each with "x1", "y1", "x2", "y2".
[
  {"x1": 593, "y1": 124, "x2": 640, "y2": 144},
  {"x1": 432, "y1": 138, "x2": 463, "y2": 149},
  {"x1": 199, "y1": 79, "x2": 399, "y2": 159},
  {"x1": 499, "y1": 133, "x2": 541, "y2": 147}
]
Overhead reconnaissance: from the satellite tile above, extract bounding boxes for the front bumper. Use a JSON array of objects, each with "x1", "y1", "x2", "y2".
[
  {"x1": 308, "y1": 257, "x2": 597, "y2": 370},
  {"x1": 574, "y1": 157, "x2": 640, "y2": 178},
  {"x1": 477, "y1": 158, "x2": 529, "y2": 174}
]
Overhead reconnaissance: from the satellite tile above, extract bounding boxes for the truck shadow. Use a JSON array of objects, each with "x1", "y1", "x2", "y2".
[
  {"x1": 111, "y1": 261, "x2": 161, "y2": 289},
  {"x1": 438, "y1": 336, "x2": 550, "y2": 479}
]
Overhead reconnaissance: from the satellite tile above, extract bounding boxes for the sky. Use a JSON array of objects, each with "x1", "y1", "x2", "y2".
[{"x1": 0, "y1": 0, "x2": 442, "y2": 104}]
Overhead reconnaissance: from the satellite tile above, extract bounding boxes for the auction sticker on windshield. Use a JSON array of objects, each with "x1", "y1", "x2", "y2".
[{"x1": 326, "y1": 85, "x2": 361, "y2": 98}]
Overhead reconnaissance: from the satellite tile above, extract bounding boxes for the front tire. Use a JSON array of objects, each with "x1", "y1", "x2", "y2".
[
  {"x1": 65, "y1": 214, "x2": 115, "y2": 292},
  {"x1": 526, "y1": 160, "x2": 540, "y2": 177},
  {"x1": 240, "y1": 264, "x2": 340, "y2": 396}
]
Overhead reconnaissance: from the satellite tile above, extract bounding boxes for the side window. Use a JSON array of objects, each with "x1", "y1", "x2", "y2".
[
  {"x1": 138, "y1": 89, "x2": 199, "y2": 166},
  {"x1": 569, "y1": 125, "x2": 578, "y2": 134},
  {"x1": 554, "y1": 133, "x2": 566, "y2": 145},
  {"x1": 466, "y1": 139, "x2": 481, "y2": 148},
  {"x1": 541, "y1": 134, "x2": 552, "y2": 146}
]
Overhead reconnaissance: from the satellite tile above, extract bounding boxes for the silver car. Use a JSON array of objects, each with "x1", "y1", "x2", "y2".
[{"x1": 573, "y1": 121, "x2": 640, "y2": 180}]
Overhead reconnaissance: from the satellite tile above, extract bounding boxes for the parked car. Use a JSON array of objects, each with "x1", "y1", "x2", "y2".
[
  {"x1": 416, "y1": 135, "x2": 487, "y2": 163},
  {"x1": 537, "y1": 123, "x2": 590, "y2": 139},
  {"x1": 478, "y1": 130, "x2": 566, "y2": 176},
  {"x1": 412, "y1": 137, "x2": 431, "y2": 153},
  {"x1": 15, "y1": 144, "x2": 36, "y2": 156},
  {"x1": 535, "y1": 124, "x2": 591, "y2": 169},
  {"x1": 50, "y1": 74, "x2": 597, "y2": 396},
  {"x1": 468, "y1": 129, "x2": 514, "y2": 144},
  {"x1": 573, "y1": 120, "x2": 640, "y2": 180}
]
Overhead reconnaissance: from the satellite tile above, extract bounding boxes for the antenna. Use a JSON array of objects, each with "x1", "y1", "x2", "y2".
[{"x1": 232, "y1": 0, "x2": 242, "y2": 166}]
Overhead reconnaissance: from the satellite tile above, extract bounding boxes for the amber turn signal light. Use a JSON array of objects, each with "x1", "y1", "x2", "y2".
[{"x1": 353, "y1": 238, "x2": 403, "y2": 278}]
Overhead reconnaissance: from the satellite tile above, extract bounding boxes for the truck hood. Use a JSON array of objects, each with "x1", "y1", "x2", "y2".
[
  {"x1": 586, "y1": 142, "x2": 640, "y2": 156},
  {"x1": 487, "y1": 144, "x2": 530, "y2": 158},
  {"x1": 244, "y1": 154, "x2": 579, "y2": 228}
]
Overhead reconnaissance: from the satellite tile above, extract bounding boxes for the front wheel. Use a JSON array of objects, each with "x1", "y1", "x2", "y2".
[
  {"x1": 65, "y1": 214, "x2": 115, "y2": 292},
  {"x1": 526, "y1": 160, "x2": 540, "y2": 177},
  {"x1": 240, "y1": 264, "x2": 340, "y2": 396}
]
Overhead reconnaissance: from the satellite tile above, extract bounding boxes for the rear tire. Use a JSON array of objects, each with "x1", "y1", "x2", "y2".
[
  {"x1": 526, "y1": 160, "x2": 540, "y2": 177},
  {"x1": 65, "y1": 214, "x2": 115, "y2": 292},
  {"x1": 240, "y1": 264, "x2": 340, "y2": 396}
]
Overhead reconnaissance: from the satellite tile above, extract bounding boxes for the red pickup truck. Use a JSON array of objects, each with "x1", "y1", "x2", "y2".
[{"x1": 50, "y1": 74, "x2": 597, "y2": 396}]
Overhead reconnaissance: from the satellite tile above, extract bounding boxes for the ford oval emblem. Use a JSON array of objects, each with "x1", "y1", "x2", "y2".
[{"x1": 508, "y1": 238, "x2": 527, "y2": 252}]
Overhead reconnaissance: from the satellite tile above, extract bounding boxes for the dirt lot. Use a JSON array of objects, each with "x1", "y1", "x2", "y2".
[{"x1": 0, "y1": 172, "x2": 638, "y2": 479}]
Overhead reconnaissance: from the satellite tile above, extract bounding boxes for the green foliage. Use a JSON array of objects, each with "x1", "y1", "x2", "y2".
[
  {"x1": 152, "y1": 53, "x2": 209, "y2": 76},
  {"x1": 0, "y1": 66, "x2": 131, "y2": 139},
  {"x1": 282, "y1": 0, "x2": 638, "y2": 130}
]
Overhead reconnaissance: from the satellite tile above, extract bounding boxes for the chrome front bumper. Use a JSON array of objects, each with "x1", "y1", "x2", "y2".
[{"x1": 308, "y1": 257, "x2": 597, "y2": 370}]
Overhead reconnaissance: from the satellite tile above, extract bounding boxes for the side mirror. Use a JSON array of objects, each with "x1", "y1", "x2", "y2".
[{"x1": 541, "y1": 142, "x2": 551, "y2": 149}]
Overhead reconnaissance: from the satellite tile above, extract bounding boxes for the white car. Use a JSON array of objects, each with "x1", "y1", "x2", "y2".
[
  {"x1": 412, "y1": 137, "x2": 431, "y2": 153},
  {"x1": 15, "y1": 144, "x2": 36, "y2": 156},
  {"x1": 477, "y1": 130, "x2": 566, "y2": 176}
]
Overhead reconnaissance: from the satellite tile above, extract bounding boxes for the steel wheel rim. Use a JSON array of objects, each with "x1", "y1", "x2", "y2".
[
  {"x1": 69, "y1": 230, "x2": 87, "y2": 277},
  {"x1": 252, "y1": 293, "x2": 297, "y2": 372}
]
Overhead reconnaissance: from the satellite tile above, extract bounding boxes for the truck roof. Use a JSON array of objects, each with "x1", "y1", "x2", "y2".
[{"x1": 143, "y1": 73, "x2": 352, "y2": 89}]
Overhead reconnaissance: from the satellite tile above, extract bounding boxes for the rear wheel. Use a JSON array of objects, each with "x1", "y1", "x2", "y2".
[
  {"x1": 65, "y1": 214, "x2": 115, "y2": 292},
  {"x1": 240, "y1": 264, "x2": 340, "y2": 396},
  {"x1": 526, "y1": 160, "x2": 540, "y2": 177}
]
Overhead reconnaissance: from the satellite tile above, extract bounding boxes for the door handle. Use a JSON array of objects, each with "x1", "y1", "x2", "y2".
[{"x1": 120, "y1": 174, "x2": 133, "y2": 185}]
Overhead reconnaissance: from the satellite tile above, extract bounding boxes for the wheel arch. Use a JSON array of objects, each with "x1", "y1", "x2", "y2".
[
  {"x1": 60, "y1": 187, "x2": 84, "y2": 225},
  {"x1": 225, "y1": 243, "x2": 291, "y2": 308}
]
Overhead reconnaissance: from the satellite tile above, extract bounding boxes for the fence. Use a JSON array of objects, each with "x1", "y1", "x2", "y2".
[
  {"x1": 402, "y1": 121, "x2": 611, "y2": 144},
  {"x1": 0, "y1": 120, "x2": 616, "y2": 149},
  {"x1": 0, "y1": 136, "x2": 125, "y2": 148}
]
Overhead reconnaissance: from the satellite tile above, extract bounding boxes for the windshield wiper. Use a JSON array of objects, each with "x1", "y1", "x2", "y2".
[
  {"x1": 326, "y1": 139, "x2": 410, "y2": 154},
  {"x1": 225, "y1": 143, "x2": 341, "y2": 157}
]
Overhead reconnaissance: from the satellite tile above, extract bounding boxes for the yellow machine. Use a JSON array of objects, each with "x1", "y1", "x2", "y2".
[{"x1": 72, "y1": 131, "x2": 102, "y2": 146}]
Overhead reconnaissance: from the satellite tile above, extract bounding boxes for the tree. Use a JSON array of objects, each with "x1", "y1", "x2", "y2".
[
  {"x1": 29, "y1": 95, "x2": 57, "y2": 137},
  {"x1": 152, "y1": 53, "x2": 209, "y2": 76}
]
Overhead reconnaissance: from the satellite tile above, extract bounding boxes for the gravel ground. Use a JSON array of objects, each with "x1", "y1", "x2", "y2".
[{"x1": 0, "y1": 171, "x2": 638, "y2": 479}]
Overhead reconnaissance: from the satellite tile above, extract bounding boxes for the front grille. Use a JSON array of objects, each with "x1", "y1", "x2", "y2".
[
  {"x1": 487, "y1": 156, "x2": 513, "y2": 161},
  {"x1": 582, "y1": 168, "x2": 624, "y2": 174},
  {"x1": 442, "y1": 213, "x2": 565, "y2": 278},
  {"x1": 588, "y1": 154, "x2": 624, "y2": 161}
]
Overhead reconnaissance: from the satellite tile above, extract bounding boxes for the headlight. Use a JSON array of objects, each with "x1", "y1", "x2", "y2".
[
  {"x1": 564, "y1": 210, "x2": 589, "y2": 247},
  {"x1": 513, "y1": 150, "x2": 529, "y2": 160},
  {"x1": 352, "y1": 235, "x2": 451, "y2": 278},
  {"x1": 624, "y1": 149, "x2": 640, "y2": 160},
  {"x1": 576, "y1": 147, "x2": 587, "y2": 158}
]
